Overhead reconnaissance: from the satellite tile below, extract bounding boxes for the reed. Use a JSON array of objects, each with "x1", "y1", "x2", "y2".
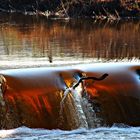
[{"x1": 0, "y1": 0, "x2": 140, "y2": 19}]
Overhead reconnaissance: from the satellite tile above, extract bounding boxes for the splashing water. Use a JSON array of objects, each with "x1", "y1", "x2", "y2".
[
  {"x1": 60, "y1": 81, "x2": 103, "y2": 129},
  {"x1": 59, "y1": 86, "x2": 88, "y2": 129},
  {"x1": 60, "y1": 88, "x2": 73, "y2": 109},
  {"x1": 1, "y1": 126, "x2": 140, "y2": 140}
]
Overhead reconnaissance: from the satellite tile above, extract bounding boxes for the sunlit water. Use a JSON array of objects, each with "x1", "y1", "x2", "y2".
[{"x1": 0, "y1": 13, "x2": 140, "y2": 139}]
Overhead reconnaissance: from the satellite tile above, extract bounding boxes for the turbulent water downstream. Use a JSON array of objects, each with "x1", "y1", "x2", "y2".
[{"x1": 1, "y1": 126, "x2": 140, "y2": 140}]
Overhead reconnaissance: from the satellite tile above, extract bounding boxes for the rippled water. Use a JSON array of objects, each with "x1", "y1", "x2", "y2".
[
  {"x1": 0, "y1": 13, "x2": 140, "y2": 69},
  {"x1": 0, "y1": 126, "x2": 140, "y2": 140}
]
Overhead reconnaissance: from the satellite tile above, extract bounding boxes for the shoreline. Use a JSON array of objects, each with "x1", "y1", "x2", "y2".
[{"x1": 0, "y1": 0, "x2": 140, "y2": 20}]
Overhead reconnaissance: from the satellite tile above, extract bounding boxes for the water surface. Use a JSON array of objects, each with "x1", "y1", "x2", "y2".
[
  {"x1": 0, "y1": 13, "x2": 140, "y2": 69},
  {"x1": 0, "y1": 13, "x2": 140, "y2": 140},
  {"x1": 1, "y1": 126, "x2": 140, "y2": 140}
]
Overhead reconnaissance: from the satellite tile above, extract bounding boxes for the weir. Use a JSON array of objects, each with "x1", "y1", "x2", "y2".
[{"x1": 0, "y1": 63, "x2": 140, "y2": 130}]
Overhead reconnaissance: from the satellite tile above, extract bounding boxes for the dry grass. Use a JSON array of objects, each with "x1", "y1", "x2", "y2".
[{"x1": 0, "y1": 0, "x2": 140, "y2": 18}]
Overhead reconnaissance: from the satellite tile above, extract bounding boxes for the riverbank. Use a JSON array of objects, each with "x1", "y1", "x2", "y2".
[{"x1": 0, "y1": 0, "x2": 140, "y2": 19}]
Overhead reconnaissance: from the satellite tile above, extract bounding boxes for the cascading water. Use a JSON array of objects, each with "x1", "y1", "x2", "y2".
[
  {"x1": 0, "y1": 63, "x2": 140, "y2": 130},
  {"x1": 71, "y1": 86, "x2": 103, "y2": 128},
  {"x1": 60, "y1": 73, "x2": 108, "y2": 129},
  {"x1": 61, "y1": 87, "x2": 89, "y2": 128}
]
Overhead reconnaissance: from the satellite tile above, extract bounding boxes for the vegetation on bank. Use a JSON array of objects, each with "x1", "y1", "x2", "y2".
[{"x1": 0, "y1": 0, "x2": 140, "y2": 19}]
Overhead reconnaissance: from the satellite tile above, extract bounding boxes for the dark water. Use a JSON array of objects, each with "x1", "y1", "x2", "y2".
[{"x1": 0, "y1": 13, "x2": 140, "y2": 69}]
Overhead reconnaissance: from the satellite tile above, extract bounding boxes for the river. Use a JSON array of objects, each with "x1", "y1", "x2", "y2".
[
  {"x1": 0, "y1": 13, "x2": 140, "y2": 69},
  {"x1": 0, "y1": 13, "x2": 140, "y2": 140}
]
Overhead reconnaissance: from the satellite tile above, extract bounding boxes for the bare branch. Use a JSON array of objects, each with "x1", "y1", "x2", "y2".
[{"x1": 73, "y1": 73, "x2": 109, "y2": 89}]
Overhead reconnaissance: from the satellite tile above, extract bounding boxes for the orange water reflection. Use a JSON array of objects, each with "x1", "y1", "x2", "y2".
[
  {"x1": 0, "y1": 13, "x2": 140, "y2": 63},
  {"x1": 0, "y1": 64, "x2": 140, "y2": 129}
]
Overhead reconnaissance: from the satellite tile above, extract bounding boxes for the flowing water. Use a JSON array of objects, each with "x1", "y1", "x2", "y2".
[
  {"x1": 0, "y1": 13, "x2": 140, "y2": 139},
  {"x1": 0, "y1": 13, "x2": 140, "y2": 69},
  {"x1": 1, "y1": 126, "x2": 140, "y2": 140}
]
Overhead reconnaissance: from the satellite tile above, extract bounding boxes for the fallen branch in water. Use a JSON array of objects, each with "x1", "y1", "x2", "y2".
[
  {"x1": 73, "y1": 73, "x2": 109, "y2": 89},
  {"x1": 60, "y1": 73, "x2": 108, "y2": 113}
]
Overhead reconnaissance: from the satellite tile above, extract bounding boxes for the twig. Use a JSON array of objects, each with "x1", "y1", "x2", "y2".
[
  {"x1": 73, "y1": 73, "x2": 109, "y2": 89},
  {"x1": 115, "y1": 9, "x2": 120, "y2": 19},
  {"x1": 60, "y1": 0, "x2": 69, "y2": 18}
]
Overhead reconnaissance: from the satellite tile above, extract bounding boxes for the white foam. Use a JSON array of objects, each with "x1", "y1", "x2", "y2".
[{"x1": 1, "y1": 126, "x2": 140, "y2": 140}]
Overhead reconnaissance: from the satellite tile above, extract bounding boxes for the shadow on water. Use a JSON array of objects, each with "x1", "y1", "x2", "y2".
[{"x1": 0, "y1": 13, "x2": 140, "y2": 64}]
